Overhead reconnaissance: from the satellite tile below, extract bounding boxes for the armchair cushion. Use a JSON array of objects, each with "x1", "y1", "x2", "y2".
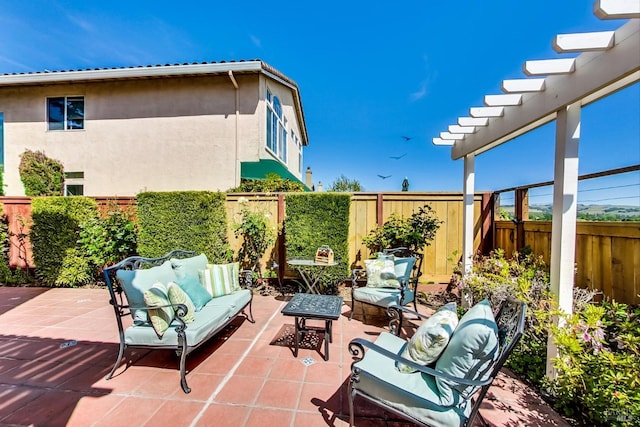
[
  {"x1": 435, "y1": 299, "x2": 499, "y2": 406},
  {"x1": 353, "y1": 286, "x2": 415, "y2": 308},
  {"x1": 397, "y1": 302, "x2": 458, "y2": 373},
  {"x1": 117, "y1": 260, "x2": 178, "y2": 325},
  {"x1": 170, "y1": 253, "x2": 208, "y2": 281},
  {"x1": 393, "y1": 256, "x2": 416, "y2": 284},
  {"x1": 143, "y1": 282, "x2": 175, "y2": 338},
  {"x1": 353, "y1": 332, "x2": 471, "y2": 426}
]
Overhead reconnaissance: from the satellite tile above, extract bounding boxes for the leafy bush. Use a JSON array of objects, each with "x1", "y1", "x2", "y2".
[
  {"x1": 285, "y1": 193, "x2": 350, "y2": 294},
  {"x1": 327, "y1": 175, "x2": 363, "y2": 192},
  {"x1": 78, "y1": 201, "x2": 137, "y2": 268},
  {"x1": 546, "y1": 300, "x2": 640, "y2": 426},
  {"x1": 451, "y1": 249, "x2": 556, "y2": 386},
  {"x1": 30, "y1": 197, "x2": 98, "y2": 286},
  {"x1": 55, "y1": 247, "x2": 94, "y2": 287},
  {"x1": 362, "y1": 205, "x2": 441, "y2": 253},
  {"x1": 137, "y1": 191, "x2": 230, "y2": 262},
  {"x1": 228, "y1": 173, "x2": 306, "y2": 192},
  {"x1": 233, "y1": 197, "x2": 276, "y2": 274},
  {"x1": 18, "y1": 150, "x2": 64, "y2": 196}
]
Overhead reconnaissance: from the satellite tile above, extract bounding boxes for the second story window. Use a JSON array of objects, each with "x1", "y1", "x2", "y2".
[
  {"x1": 47, "y1": 96, "x2": 84, "y2": 130},
  {"x1": 266, "y1": 90, "x2": 286, "y2": 162}
]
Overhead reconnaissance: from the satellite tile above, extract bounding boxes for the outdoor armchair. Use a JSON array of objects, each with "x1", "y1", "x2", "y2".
[
  {"x1": 350, "y1": 247, "x2": 423, "y2": 327},
  {"x1": 347, "y1": 297, "x2": 526, "y2": 427}
]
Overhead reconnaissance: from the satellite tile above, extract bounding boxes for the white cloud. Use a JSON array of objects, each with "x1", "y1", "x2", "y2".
[{"x1": 250, "y1": 34, "x2": 262, "y2": 48}]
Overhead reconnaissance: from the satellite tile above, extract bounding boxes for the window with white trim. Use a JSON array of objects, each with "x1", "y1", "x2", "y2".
[
  {"x1": 266, "y1": 90, "x2": 287, "y2": 162},
  {"x1": 47, "y1": 96, "x2": 84, "y2": 130},
  {"x1": 291, "y1": 129, "x2": 302, "y2": 174},
  {"x1": 64, "y1": 171, "x2": 84, "y2": 196}
]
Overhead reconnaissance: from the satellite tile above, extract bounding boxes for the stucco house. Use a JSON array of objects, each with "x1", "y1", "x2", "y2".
[{"x1": 0, "y1": 60, "x2": 308, "y2": 196}]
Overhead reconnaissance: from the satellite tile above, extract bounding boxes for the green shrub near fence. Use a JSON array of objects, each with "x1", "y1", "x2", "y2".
[
  {"x1": 284, "y1": 193, "x2": 350, "y2": 294},
  {"x1": 30, "y1": 197, "x2": 98, "y2": 286},
  {"x1": 137, "y1": 191, "x2": 230, "y2": 262}
]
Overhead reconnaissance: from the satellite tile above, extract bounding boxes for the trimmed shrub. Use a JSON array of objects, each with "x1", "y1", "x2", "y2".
[
  {"x1": 137, "y1": 191, "x2": 230, "y2": 262},
  {"x1": 18, "y1": 150, "x2": 64, "y2": 196},
  {"x1": 227, "y1": 173, "x2": 306, "y2": 192},
  {"x1": 30, "y1": 197, "x2": 98, "y2": 285},
  {"x1": 284, "y1": 193, "x2": 350, "y2": 294}
]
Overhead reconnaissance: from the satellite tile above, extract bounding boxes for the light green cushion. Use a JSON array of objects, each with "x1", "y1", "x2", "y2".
[
  {"x1": 170, "y1": 253, "x2": 208, "y2": 281},
  {"x1": 352, "y1": 332, "x2": 470, "y2": 426},
  {"x1": 117, "y1": 260, "x2": 178, "y2": 325},
  {"x1": 143, "y1": 282, "x2": 175, "y2": 338},
  {"x1": 199, "y1": 262, "x2": 240, "y2": 297},
  {"x1": 435, "y1": 299, "x2": 499, "y2": 406},
  {"x1": 174, "y1": 275, "x2": 212, "y2": 311},
  {"x1": 353, "y1": 286, "x2": 415, "y2": 308},
  {"x1": 397, "y1": 302, "x2": 458, "y2": 373},
  {"x1": 167, "y1": 282, "x2": 195, "y2": 323},
  {"x1": 365, "y1": 257, "x2": 396, "y2": 288}
]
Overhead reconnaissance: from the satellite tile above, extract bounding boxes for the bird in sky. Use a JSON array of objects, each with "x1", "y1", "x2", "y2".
[
  {"x1": 389, "y1": 153, "x2": 407, "y2": 160},
  {"x1": 401, "y1": 136, "x2": 412, "y2": 141},
  {"x1": 377, "y1": 174, "x2": 392, "y2": 179}
]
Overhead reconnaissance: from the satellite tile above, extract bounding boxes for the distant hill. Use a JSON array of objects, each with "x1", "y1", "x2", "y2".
[{"x1": 501, "y1": 204, "x2": 640, "y2": 221}]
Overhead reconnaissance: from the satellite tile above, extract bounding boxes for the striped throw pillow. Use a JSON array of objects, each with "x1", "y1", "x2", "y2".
[
  {"x1": 198, "y1": 262, "x2": 240, "y2": 297},
  {"x1": 143, "y1": 282, "x2": 175, "y2": 338}
]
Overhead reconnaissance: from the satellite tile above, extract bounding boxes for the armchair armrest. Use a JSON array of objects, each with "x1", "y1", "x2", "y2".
[{"x1": 348, "y1": 337, "x2": 491, "y2": 388}]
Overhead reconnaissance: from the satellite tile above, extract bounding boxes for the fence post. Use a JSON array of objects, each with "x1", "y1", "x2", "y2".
[
  {"x1": 376, "y1": 193, "x2": 384, "y2": 226},
  {"x1": 515, "y1": 188, "x2": 529, "y2": 251}
]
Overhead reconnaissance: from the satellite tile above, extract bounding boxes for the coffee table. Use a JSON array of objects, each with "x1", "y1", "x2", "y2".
[{"x1": 281, "y1": 293, "x2": 344, "y2": 361}]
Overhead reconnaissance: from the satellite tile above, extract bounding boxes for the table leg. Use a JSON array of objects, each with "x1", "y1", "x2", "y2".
[
  {"x1": 293, "y1": 317, "x2": 300, "y2": 357},
  {"x1": 324, "y1": 320, "x2": 332, "y2": 361}
]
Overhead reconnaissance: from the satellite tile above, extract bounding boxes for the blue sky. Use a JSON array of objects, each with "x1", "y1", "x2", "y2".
[{"x1": 1, "y1": 0, "x2": 638, "y2": 205}]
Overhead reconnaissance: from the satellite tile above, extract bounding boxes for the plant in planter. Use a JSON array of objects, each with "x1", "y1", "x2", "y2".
[
  {"x1": 233, "y1": 198, "x2": 277, "y2": 278},
  {"x1": 362, "y1": 205, "x2": 441, "y2": 254}
]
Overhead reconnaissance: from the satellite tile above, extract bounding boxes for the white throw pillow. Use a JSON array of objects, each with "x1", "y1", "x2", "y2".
[{"x1": 397, "y1": 302, "x2": 459, "y2": 373}]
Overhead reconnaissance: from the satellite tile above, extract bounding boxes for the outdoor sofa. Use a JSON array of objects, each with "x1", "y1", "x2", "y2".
[{"x1": 102, "y1": 250, "x2": 254, "y2": 393}]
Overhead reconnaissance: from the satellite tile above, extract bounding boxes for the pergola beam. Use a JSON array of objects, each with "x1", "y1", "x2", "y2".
[{"x1": 451, "y1": 19, "x2": 640, "y2": 160}]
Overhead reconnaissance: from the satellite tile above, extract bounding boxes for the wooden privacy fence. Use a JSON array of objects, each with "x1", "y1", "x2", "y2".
[
  {"x1": 1, "y1": 193, "x2": 491, "y2": 285},
  {"x1": 496, "y1": 220, "x2": 640, "y2": 305}
]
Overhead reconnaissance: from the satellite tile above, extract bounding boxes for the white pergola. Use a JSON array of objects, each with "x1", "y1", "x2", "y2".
[{"x1": 433, "y1": 0, "x2": 640, "y2": 376}]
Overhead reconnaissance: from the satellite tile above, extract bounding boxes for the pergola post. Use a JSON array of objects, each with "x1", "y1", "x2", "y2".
[
  {"x1": 462, "y1": 153, "x2": 475, "y2": 308},
  {"x1": 546, "y1": 102, "x2": 580, "y2": 378}
]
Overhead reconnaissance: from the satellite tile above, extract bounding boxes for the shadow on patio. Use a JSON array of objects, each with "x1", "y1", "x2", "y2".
[{"x1": 0, "y1": 287, "x2": 570, "y2": 426}]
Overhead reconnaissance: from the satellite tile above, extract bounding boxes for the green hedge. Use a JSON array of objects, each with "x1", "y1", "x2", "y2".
[
  {"x1": 284, "y1": 193, "x2": 350, "y2": 294},
  {"x1": 136, "y1": 191, "x2": 230, "y2": 262},
  {"x1": 30, "y1": 197, "x2": 98, "y2": 285}
]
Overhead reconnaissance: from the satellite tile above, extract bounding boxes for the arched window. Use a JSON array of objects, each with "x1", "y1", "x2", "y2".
[{"x1": 266, "y1": 89, "x2": 287, "y2": 162}]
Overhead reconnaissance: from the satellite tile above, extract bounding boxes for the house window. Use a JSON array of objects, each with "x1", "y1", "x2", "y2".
[
  {"x1": 291, "y1": 129, "x2": 302, "y2": 174},
  {"x1": 47, "y1": 96, "x2": 84, "y2": 130},
  {"x1": 64, "y1": 171, "x2": 84, "y2": 196},
  {"x1": 266, "y1": 90, "x2": 287, "y2": 162}
]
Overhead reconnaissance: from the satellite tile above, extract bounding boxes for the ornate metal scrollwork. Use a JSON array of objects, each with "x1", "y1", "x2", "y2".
[
  {"x1": 387, "y1": 306, "x2": 402, "y2": 336},
  {"x1": 348, "y1": 340, "x2": 365, "y2": 372}
]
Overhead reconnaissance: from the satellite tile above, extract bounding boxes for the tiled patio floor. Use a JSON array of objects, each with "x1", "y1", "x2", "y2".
[{"x1": 0, "y1": 286, "x2": 570, "y2": 427}]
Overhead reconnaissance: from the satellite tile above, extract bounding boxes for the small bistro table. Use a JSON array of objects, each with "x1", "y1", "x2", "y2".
[
  {"x1": 281, "y1": 293, "x2": 344, "y2": 361},
  {"x1": 286, "y1": 259, "x2": 338, "y2": 294}
]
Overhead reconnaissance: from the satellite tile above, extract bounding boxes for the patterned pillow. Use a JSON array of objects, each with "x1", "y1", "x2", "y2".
[
  {"x1": 397, "y1": 302, "x2": 458, "y2": 373},
  {"x1": 167, "y1": 282, "x2": 196, "y2": 323},
  {"x1": 365, "y1": 254, "x2": 398, "y2": 288},
  {"x1": 143, "y1": 282, "x2": 175, "y2": 338},
  {"x1": 198, "y1": 262, "x2": 240, "y2": 297},
  {"x1": 174, "y1": 276, "x2": 212, "y2": 311}
]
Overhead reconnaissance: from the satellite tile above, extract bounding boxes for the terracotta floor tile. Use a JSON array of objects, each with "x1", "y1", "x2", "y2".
[
  {"x1": 255, "y1": 378, "x2": 302, "y2": 409},
  {"x1": 294, "y1": 411, "x2": 350, "y2": 427},
  {"x1": 269, "y1": 357, "x2": 307, "y2": 381},
  {"x1": 193, "y1": 353, "x2": 239, "y2": 375},
  {"x1": 194, "y1": 403, "x2": 250, "y2": 427},
  {"x1": 143, "y1": 400, "x2": 206, "y2": 426},
  {"x1": 245, "y1": 407, "x2": 293, "y2": 427},
  {"x1": 304, "y1": 361, "x2": 343, "y2": 385},
  {"x1": 0, "y1": 389, "x2": 81, "y2": 426},
  {"x1": 169, "y1": 373, "x2": 225, "y2": 401},
  {"x1": 66, "y1": 394, "x2": 126, "y2": 427},
  {"x1": 298, "y1": 382, "x2": 342, "y2": 413},
  {"x1": 234, "y1": 355, "x2": 275, "y2": 377},
  {"x1": 214, "y1": 375, "x2": 263, "y2": 404},
  {"x1": 92, "y1": 396, "x2": 166, "y2": 427}
]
